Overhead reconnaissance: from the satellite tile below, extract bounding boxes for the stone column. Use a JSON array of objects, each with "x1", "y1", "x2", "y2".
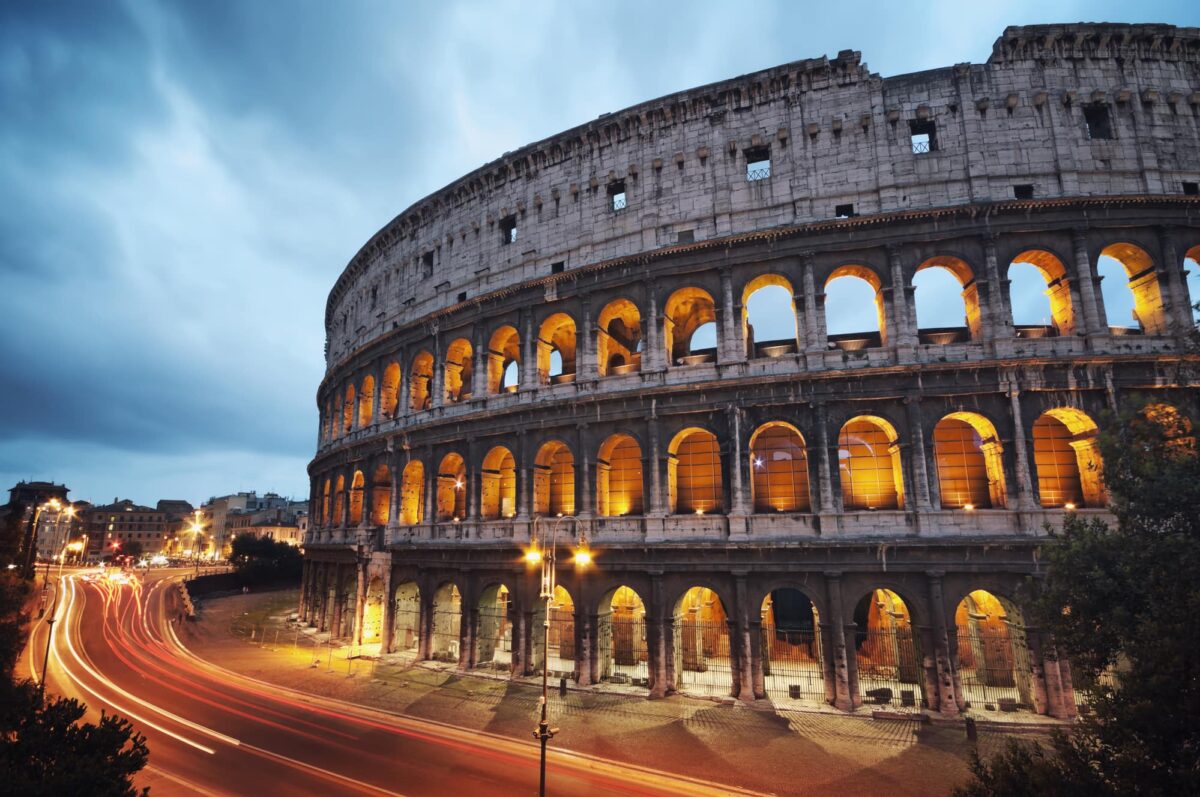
[
  {"x1": 904, "y1": 397, "x2": 933, "y2": 511},
  {"x1": 824, "y1": 573, "x2": 854, "y2": 710},
  {"x1": 352, "y1": 558, "x2": 367, "y2": 646},
  {"x1": 520, "y1": 308, "x2": 538, "y2": 390},
  {"x1": 1157, "y1": 227, "x2": 1194, "y2": 334},
  {"x1": 370, "y1": 368, "x2": 381, "y2": 427},
  {"x1": 1007, "y1": 387, "x2": 1038, "y2": 512},
  {"x1": 576, "y1": 423, "x2": 593, "y2": 518},
  {"x1": 578, "y1": 610, "x2": 597, "y2": 686},
  {"x1": 926, "y1": 572, "x2": 961, "y2": 715},
  {"x1": 380, "y1": 566, "x2": 395, "y2": 654},
  {"x1": 814, "y1": 402, "x2": 838, "y2": 514},
  {"x1": 329, "y1": 565, "x2": 346, "y2": 639},
  {"x1": 801, "y1": 252, "x2": 826, "y2": 353},
  {"x1": 647, "y1": 415, "x2": 666, "y2": 516},
  {"x1": 431, "y1": 336, "x2": 446, "y2": 409},
  {"x1": 387, "y1": 451, "x2": 401, "y2": 530},
  {"x1": 719, "y1": 267, "x2": 746, "y2": 363},
  {"x1": 1023, "y1": 626, "x2": 1051, "y2": 715},
  {"x1": 458, "y1": 580, "x2": 474, "y2": 671},
  {"x1": 419, "y1": 584, "x2": 434, "y2": 660},
  {"x1": 398, "y1": 360, "x2": 411, "y2": 418},
  {"x1": 516, "y1": 432, "x2": 532, "y2": 520},
  {"x1": 1071, "y1": 229, "x2": 1108, "y2": 336},
  {"x1": 982, "y1": 235, "x2": 1014, "y2": 339},
  {"x1": 643, "y1": 280, "x2": 665, "y2": 372},
  {"x1": 578, "y1": 294, "x2": 596, "y2": 379},
  {"x1": 734, "y1": 574, "x2": 755, "y2": 701},
  {"x1": 648, "y1": 572, "x2": 671, "y2": 698},
  {"x1": 473, "y1": 328, "x2": 488, "y2": 401},
  {"x1": 887, "y1": 245, "x2": 918, "y2": 349},
  {"x1": 727, "y1": 405, "x2": 750, "y2": 518},
  {"x1": 423, "y1": 447, "x2": 437, "y2": 527}
]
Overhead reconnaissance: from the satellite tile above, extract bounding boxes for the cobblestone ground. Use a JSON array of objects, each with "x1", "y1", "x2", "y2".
[{"x1": 184, "y1": 588, "x2": 1055, "y2": 797}]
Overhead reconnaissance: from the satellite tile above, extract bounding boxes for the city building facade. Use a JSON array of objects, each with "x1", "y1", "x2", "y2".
[
  {"x1": 302, "y1": 24, "x2": 1200, "y2": 718},
  {"x1": 84, "y1": 498, "x2": 192, "y2": 558}
]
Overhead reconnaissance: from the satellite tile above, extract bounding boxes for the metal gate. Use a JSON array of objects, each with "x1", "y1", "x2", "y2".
[
  {"x1": 601, "y1": 615, "x2": 647, "y2": 684},
  {"x1": 430, "y1": 602, "x2": 461, "y2": 663},
  {"x1": 761, "y1": 627, "x2": 825, "y2": 704},
  {"x1": 955, "y1": 622, "x2": 1034, "y2": 711},
  {"x1": 674, "y1": 618, "x2": 733, "y2": 697},
  {"x1": 546, "y1": 604, "x2": 576, "y2": 675},
  {"x1": 477, "y1": 598, "x2": 512, "y2": 669},
  {"x1": 391, "y1": 595, "x2": 420, "y2": 658},
  {"x1": 856, "y1": 627, "x2": 925, "y2": 709}
]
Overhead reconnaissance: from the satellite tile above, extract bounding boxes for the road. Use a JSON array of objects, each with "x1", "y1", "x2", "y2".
[{"x1": 25, "y1": 570, "x2": 756, "y2": 796}]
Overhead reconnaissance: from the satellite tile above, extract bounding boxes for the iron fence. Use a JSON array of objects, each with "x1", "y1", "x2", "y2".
[
  {"x1": 600, "y1": 615, "x2": 648, "y2": 685},
  {"x1": 762, "y1": 627, "x2": 825, "y2": 703},
  {"x1": 955, "y1": 623, "x2": 1034, "y2": 712},
  {"x1": 674, "y1": 619, "x2": 732, "y2": 697},
  {"x1": 856, "y1": 627, "x2": 925, "y2": 709}
]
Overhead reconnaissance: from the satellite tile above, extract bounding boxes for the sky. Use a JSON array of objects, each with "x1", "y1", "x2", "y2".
[{"x1": 2, "y1": 1, "x2": 1198, "y2": 508}]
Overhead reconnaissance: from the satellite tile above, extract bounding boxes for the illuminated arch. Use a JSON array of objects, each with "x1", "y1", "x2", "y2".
[
  {"x1": 436, "y1": 453, "x2": 467, "y2": 522},
  {"x1": 953, "y1": 589, "x2": 1036, "y2": 712},
  {"x1": 668, "y1": 427, "x2": 723, "y2": 515},
  {"x1": 838, "y1": 416, "x2": 904, "y2": 510},
  {"x1": 321, "y1": 478, "x2": 331, "y2": 525},
  {"x1": 749, "y1": 422, "x2": 811, "y2": 513},
  {"x1": 597, "y1": 299, "x2": 642, "y2": 376},
  {"x1": 534, "y1": 440, "x2": 575, "y2": 516},
  {"x1": 537, "y1": 313, "x2": 577, "y2": 384},
  {"x1": 760, "y1": 588, "x2": 823, "y2": 703},
  {"x1": 323, "y1": 399, "x2": 333, "y2": 442},
  {"x1": 357, "y1": 375, "x2": 375, "y2": 428},
  {"x1": 342, "y1": 383, "x2": 356, "y2": 434},
  {"x1": 443, "y1": 338, "x2": 474, "y2": 403},
  {"x1": 673, "y1": 586, "x2": 732, "y2": 696},
  {"x1": 480, "y1": 446, "x2": 516, "y2": 520},
  {"x1": 1033, "y1": 408, "x2": 1103, "y2": 508},
  {"x1": 476, "y1": 583, "x2": 512, "y2": 668},
  {"x1": 742, "y1": 274, "x2": 799, "y2": 357},
  {"x1": 597, "y1": 434, "x2": 643, "y2": 517},
  {"x1": 1099, "y1": 243, "x2": 1165, "y2": 334},
  {"x1": 390, "y1": 581, "x2": 421, "y2": 656},
  {"x1": 409, "y1": 351, "x2": 433, "y2": 411},
  {"x1": 332, "y1": 475, "x2": 346, "y2": 525},
  {"x1": 934, "y1": 412, "x2": 1006, "y2": 509},
  {"x1": 598, "y1": 585, "x2": 647, "y2": 681},
  {"x1": 664, "y1": 287, "x2": 718, "y2": 364},
  {"x1": 361, "y1": 576, "x2": 385, "y2": 645},
  {"x1": 399, "y1": 460, "x2": 425, "y2": 525},
  {"x1": 348, "y1": 470, "x2": 365, "y2": 525},
  {"x1": 333, "y1": 395, "x2": 343, "y2": 439},
  {"x1": 852, "y1": 588, "x2": 923, "y2": 706},
  {"x1": 487, "y1": 325, "x2": 522, "y2": 394},
  {"x1": 370, "y1": 464, "x2": 391, "y2": 525},
  {"x1": 825, "y1": 265, "x2": 886, "y2": 346},
  {"x1": 380, "y1": 361, "x2": 401, "y2": 419},
  {"x1": 914, "y1": 257, "x2": 980, "y2": 341},
  {"x1": 535, "y1": 585, "x2": 576, "y2": 673},
  {"x1": 430, "y1": 582, "x2": 462, "y2": 662},
  {"x1": 1009, "y1": 250, "x2": 1074, "y2": 336}
]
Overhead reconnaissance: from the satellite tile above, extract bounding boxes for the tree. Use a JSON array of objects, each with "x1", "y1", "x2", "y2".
[
  {"x1": 229, "y1": 534, "x2": 302, "y2": 585},
  {"x1": 956, "y1": 400, "x2": 1200, "y2": 796},
  {"x1": 121, "y1": 540, "x2": 144, "y2": 560}
]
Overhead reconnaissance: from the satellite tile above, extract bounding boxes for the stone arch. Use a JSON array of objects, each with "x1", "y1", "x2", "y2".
[
  {"x1": 348, "y1": 470, "x2": 365, "y2": 525},
  {"x1": 532, "y1": 585, "x2": 576, "y2": 675},
  {"x1": 333, "y1": 395, "x2": 343, "y2": 439},
  {"x1": 1008, "y1": 249, "x2": 1074, "y2": 337},
  {"x1": 409, "y1": 350, "x2": 434, "y2": 411},
  {"x1": 332, "y1": 474, "x2": 346, "y2": 525},
  {"x1": 934, "y1": 412, "x2": 1007, "y2": 509},
  {"x1": 534, "y1": 440, "x2": 575, "y2": 516},
  {"x1": 430, "y1": 581, "x2": 462, "y2": 662},
  {"x1": 436, "y1": 453, "x2": 467, "y2": 522},
  {"x1": 825, "y1": 265, "x2": 886, "y2": 347},
  {"x1": 838, "y1": 416, "x2": 904, "y2": 510},
  {"x1": 443, "y1": 337, "x2": 474, "y2": 403},
  {"x1": 664, "y1": 287, "x2": 718, "y2": 365},
  {"x1": 476, "y1": 583, "x2": 513, "y2": 669},
  {"x1": 597, "y1": 433, "x2": 643, "y2": 517},
  {"x1": 672, "y1": 586, "x2": 733, "y2": 697},
  {"x1": 361, "y1": 576, "x2": 385, "y2": 646},
  {"x1": 399, "y1": 460, "x2": 425, "y2": 525},
  {"x1": 390, "y1": 580, "x2": 420, "y2": 657},
  {"x1": 852, "y1": 588, "x2": 924, "y2": 709},
  {"x1": 749, "y1": 421, "x2": 811, "y2": 513},
  {"x1": 760, "y1": 586, "x2": 825, "y2": 704},
  {"x1": 741, "y1": 274, "x2": 799, "y2": 357},
  {"x1": 321, "y1": 478, "x2": 331, "y2": 525},
  {"x1": 597, "y1": 299, "x2": 642, "y2": 376},
  {"x1": 952, "y1": 589, "x2": 1036, "y2": 713},
  {"x1": 480, "y1": 445, "x2": 517, "y2": 520},
  {"x1": 380, "y1": 361, "x2": 401, "y2": 419},
  {"x1": 1032, "y1": 408, "x2": 1103, "y2": 508},
  {"x1": 342, "y1": 383, "x2": 356, "y2": 434},
  {"x1": 914, "y1": 256, "x2": 980, "y2": 342},
  {"x1": 537, "y1": 312, "x2": 577, "y2": 384},
  {"x1": 370, "y1": 464, "x2": 391, "y2": 525},
  {"x1": 597, "y1": 585, "x2": 647, "y2": 684},
  {"x1": 358, "y1": 374, "x2": 375, "y2": 427},
  {"x1": 487, "y1": 325, "x2": 521, "y2": 394},
  {"x1": 322, "y1": 399, "x2": 333, "y2": 442},
  {"x1": 1099, "y1": 242, "x2": 1165, "y2": 334},
  {"x1": 668, "y1": 427, "x2": 724, "y2": 515}
]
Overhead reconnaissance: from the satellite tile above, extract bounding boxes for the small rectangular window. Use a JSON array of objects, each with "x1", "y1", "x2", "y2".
[
  {"x1": 551, "y1": 261, "x2": 565, "y2": 274},
  {"x1": 909, "y1": 119, "x2": 937, "y2": 154},
  {"x1": 421, "y1": 251, "x2": 434, "y2": 276},
  {"x1": 1013, "y1": 184, "x2": 1035, "y2": 200},
  {"x1": 745, "y1": 146, "x2": 771, "y2": 181},
  {"x1": 1084, "y1": 105, "x2": 1113, "y2": 140},
  {"x1": 607, "y1": 180, "x2": 627, "y2": 211},
  {"x1": 676, "y1": 229, "x2": 695, "y2": 244},
  {"x1": 835, "y1": 203, "x2": 855, "y2": 219},
  {"x1": 500, "y1": 215, "x2": 518, "y2": 245},
  {"x1": 1183, "y1": 181, "x2": 1199, "y2": 196},
  {"x1": 456, "y1": 291, "x2": 467, "y2": 303}
]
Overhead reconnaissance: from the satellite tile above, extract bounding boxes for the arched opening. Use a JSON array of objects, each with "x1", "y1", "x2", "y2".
[
  {"x1": 533, "y1": 585, "x2": 576, "y2": 677},
  {"x1": 409, "y1": 351, "x2": 433, "y2": 411},
  {"x1": 476, "y1": 584, "x2": 512, "y2": 670},
  {"x1": 333, "y1": 396, "x2": 343, "y2": 439},
  {"x1": 361, "y1": 577, "x2": 385, "y2": 648},
  {"x1": 390, "y1": 581, "x2": 420, "y2": 658},
  {"x1": 380, "y1": 361, "x2": 401, "y2": 419},
  {"x1": 332, "y1": 475, "x2": 345, "y2": 525},
  {"x1": 399, "y1": 460, "x2": 425, "y2": 525},
  {"x1": 1008, "y1": 250, "x2": 1073, "y2": 337},
  {"x1": 598, "y1": 586, "x2": 647, "y2": 684},
  {"x1": 953, "y1": 590, "x2": 1035, "y2": 712},
  {"x1": 436, "y1": 453, "x2": 467, "y2": 522},
  {"x1": 537, "y1": 313, "x2": 577, "y2": 384},
  {"x1": 914, "y1": 258, "x2": 978, "y2": 343},
  {"x1": 825, "y1": 266, "x2": 885, "y2": 349},
  {"x1": 934, "y1": 413, "x2": 1007, "y2": 509},
  {"x1": 668, "y1": 428, "x2": 723, "y2": 515},
  {"x1": 358, "y1": 375, "x2": 375, "y2": 427},
  {"x1": 534, "y1": 441, "x2": 575, "y2": 516},
  {"x1": 487, "y1": 325, "x2": 522, "y2": 394},
  {"x1": 348, "y1": 470, "x2": 365, "y2": 525},
  {"x1": 853, "y1": 588, "x2": 924, "y2": 708},
  {"x1": 323, "y1": 400, "x2": 332, "y2": 442},
  {"x1": 443, "y1": 338, "x2": 474, "y2": 402},
  {"x1": 673, "y1": 586, "x2": 732, "y2": 697},
  {"x1": 838, "y1": 416, "x2": 904, "y2": 510},
  {"x1": 742, "y1": 275, "x2": 799, "y2": 358},
  {"x1": 664, "y1": 287, "x2": 718, "y2": 365},
  {"x1": 761, "y1": 588, "x2": 824, "y2": 704},
  {"x1": 1099, "y1": 243, "x2": 1165, "y2": 335},
  {"x1": 597, "y1": 434, "x2": 643, "y2": 517},
  {"x1": 321, "y1": 479, "x2": 331, "y2": 525},
  {"x1": 597, "y1": 299, "x2": 643, "y2": 376},
  {"x1": 480, "y1": 446, "x2": 516, "y2": 520},
  {"x1": 749, "y1": 422, "x2": 811, "y2": 513},
  {"x1": 430, "y1": 582, "x2": 462, "y2": 662},
  {"x1": 1033, "y1": 409, "x2": 1104, "y2": 508},
  {"x1": 343, "y1": 384, "x2": 356, "y2": 434},
  {"x1": 370, "y1": 464, "x2": 391, "y2": 525}
]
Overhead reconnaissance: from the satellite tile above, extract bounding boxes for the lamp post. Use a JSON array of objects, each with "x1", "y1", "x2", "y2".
[
  {"x1": 189, "y1": 510, "x2": 205, "y2": 577},
  {"x1": 24, "y1": 498, "x2": 62, "y2": 580},
  {"x1": 44, "y1": 506, "x2": 75, "y2": 588},
  {"x1": 526, "y1": 514, "x2": 590, "y2": 797}
]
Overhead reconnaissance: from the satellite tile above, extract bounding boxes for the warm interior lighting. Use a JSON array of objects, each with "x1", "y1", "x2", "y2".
[
  {"x1": 524, "y1": 547, "x2": 542, "y2": 565},
  {"x1": 964, "y1": 503, "x2": 975, "y2": 512},
  {"x1": 1064, "y1": 502, "x2": 1076, "y2": 511},
  {"x1": 695, "y1": 508, "x2": 704, "y2": 516}
]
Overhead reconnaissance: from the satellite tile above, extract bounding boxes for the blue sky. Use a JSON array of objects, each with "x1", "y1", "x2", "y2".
[{"x1": 1, "y1": 1, "x2": 1197, "y2": 507}]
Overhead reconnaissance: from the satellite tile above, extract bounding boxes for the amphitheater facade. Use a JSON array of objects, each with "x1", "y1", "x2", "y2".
[{"x1": 300, "y1": 23, "x2": 1200, "y2": 718}]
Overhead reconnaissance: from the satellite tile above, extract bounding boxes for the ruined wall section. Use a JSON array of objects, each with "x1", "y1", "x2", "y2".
[{"x1": 325, "y1": 23, "x2": 1200, "y2": 368}]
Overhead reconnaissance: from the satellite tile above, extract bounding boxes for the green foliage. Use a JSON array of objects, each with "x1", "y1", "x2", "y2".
[
  {"x1": 956, "y1": 398, "x2": 1200, "y2": 796},
  {"x1": 0, "y1": 502, "x2": 29, "y2": 569},
  {"x1": 121, "y1": 540, "x2": 144, "y2": 560},
  {"x1": 230, "y1": 534, "x2": 302, "y2": 585},
  {"x1": 0, "y1": 571, "x2": 31, "y2": 680}
]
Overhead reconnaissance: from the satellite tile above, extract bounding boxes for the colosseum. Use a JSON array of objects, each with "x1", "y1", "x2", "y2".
[{"x1": 300, "y1": 23, "x2": 1200, "y2": 719}]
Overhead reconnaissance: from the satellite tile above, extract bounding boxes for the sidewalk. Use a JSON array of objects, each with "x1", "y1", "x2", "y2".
[{"x1": 183, "y1": 588, "x2": 1052, "y2": 797}]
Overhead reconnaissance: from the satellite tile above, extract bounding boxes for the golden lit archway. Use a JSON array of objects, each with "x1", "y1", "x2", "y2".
[
  {"x1": 534, "y1": 440, "x2": 575, "y2": 516},
  {"x1": 358, "y1": 375, "x2": 375, "y2": 427},
  {"x1": 934, "y1": 413, "x2": 1006, "y2": 509},
  {"x1": 838, "y1": 416, "x2": 903, "y2": 510},
  {"x1": 742, "y1": 274, "x2": 799, "y2": 357},
  {"x1": 537, "y1": 313, "x2": 577, "y2": 384},
  {"x1": 343, "y1": 384, "x2": 356, "y2": 434},
  {"x1": 1009, "y1": 250, "x2": 1074, "y2": 336},
  {"x1": 480, "y1": 446, "x2": 516, "y2": 520},
  {"x1": 1033, "y1": 408, "x2": 1103, "y2": 508},
  {"x1": 597, "y1": 434, "x2": 643, "y2": 516},
  {"x1": 825, "y1": 265, "x2": 886, "y2": 344},
  {"x1": 370, "y1": 464, "x2": 391, "y2": 525},
  {"x1": 915, "y1": 257, "x2": 981, "y2": 340},
  {"x1": 409, "y1": 351, "x2": 433, "y2": 411},
  {"x1": 597, "y1": 299, "x2": 642, "y2": 376},
  {"x1": 348, "y1": 470, "x2": 365, "y2": 525},
  {"x1": 399, "y1": 460, "x2": 425, "y2": 525},
  {"x1": 749, "y1": 422, "x2": 810, "y2": 513},
  {"x1": 380, "y1": 361, "x2": 401, "y2": 419},
  {"x1": 487, "y1": 325, "x2": 521, "y2": 394},
  {"x1": 332, "y1": 475, "x2": 346, "y2": 525},
  {"x1": 664, "y1": 287, "x2": 717, "y2": 364},
  {"x1": 436, "y1": 453, "x2": 467, "y2": 522},
  {"x1": 1099, "y1": 243, "x2": 1165, "y2": 334},
  {"x1": 668, "y1": 428, "x2": 723, "y2": 515},
  {"x1": 444, "y1": 338, "x2": 474, "y2": 403}
]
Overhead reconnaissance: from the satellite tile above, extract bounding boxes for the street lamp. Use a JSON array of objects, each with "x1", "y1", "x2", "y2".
[
  {"x1": 44, "y1": 506, "x2": 75, "y2": 588},
  {"x1": 23, "y1": 498, "x2": 62, "y2": 580},
  {"x1": 527, "y1": 514, "x2": 590, "y2": 797},
  {"x1": 189, "y1": 510, "x2": 205, "y2": 576}
]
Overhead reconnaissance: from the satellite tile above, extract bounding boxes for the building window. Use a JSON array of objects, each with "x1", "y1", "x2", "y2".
[
  {"x1": 909, "y1": 119, "x2": 937, "y2": 154},
  {"x1": 422, "y1": 251, "x2": 434, "y2": 276},
  {"x1": 456, "y1": 291, "x2": 467, "y2": 303},
  {"x1": 676, "y1": 229, "x2": 695, "y2": 244},
  {"x1": 835, "y1": 203, "x2": 855, "y2": 219},
  {"x1": 500, "y1": 215, "x2": 518, "y2": 245},
  {"x1": 1084, "y1": 105, "x2": 1113, "y2": 140},
  {"x1": 745, "y1": 146, "x2": 771, "y2": 181},
  {"x1": 551, "y1": 261, "x2": 565, "y2": 274},
  {"x1": 1013, "y1": 184, "x2": 1035, "y2": 200},
  {"x1": 1183, "y1": 181, "x2": 1199, "y2": 196},
  {"x1": 608, "y1": 180, "x2": 627, "y2": 212}
]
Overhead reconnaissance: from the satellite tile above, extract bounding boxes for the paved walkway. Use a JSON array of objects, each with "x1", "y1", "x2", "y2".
[{"x1": 183, "y1": 588, "x2": 1053, "y2": 797}]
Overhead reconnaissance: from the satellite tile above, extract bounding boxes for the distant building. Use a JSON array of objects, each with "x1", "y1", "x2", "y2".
[
  {"x1": 202, "y1": 491, "x2": 305, "y2": 557},
  {"x1": 34, "y1": 500, "x2": 89, "y2": 561},
  {"x1": 84, "y1": 499, "x2": 179, "y2": 558},
  {"x1": 2, "y1": 481, "x2": 72, "y2": 566}
]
